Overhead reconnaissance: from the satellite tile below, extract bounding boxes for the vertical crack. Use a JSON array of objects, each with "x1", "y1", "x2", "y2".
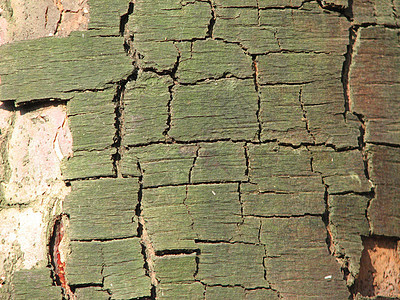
[
  {"x1": 298, "y1": 87, "x2": 315, "y2": 142},
  {"x1": 273, "y1": 30, "x2": 282, "y2": 50},
  {"x1": 205, "y1": 0, "x2": 216, "y2": 39},
  {"x1": 252, "y1": 55, "x2": 262, "y2": 142},
  {"x1": 119, "y1": 2, "x2": 134, "y2": 36},
  {"x1": 262, "y1": 246, "x2": 282, "y2": 298},
  {"x1": 184, "y1": 184, "x2": 196, "y2": 233},
  {"x1": 355, "y1": 113, "x2": 375, "y2": 234},
  {"x1": 49, "y1": 214, "x2": 76, "y2": 300},
  {"x1": 256, "y1": 0, "x2": 261, "y2": 26},
  {"x1": 163, "y1": 45, "x2": 181, "y2": 141},
  {"x1": 185, "y1": 145, "x2": 200, "y2": 233},
  {"x1": 244, "y1": 143, "x2": 250, "y2": 180},
  {"x1": 237, "y1": 182, "x2": 244, "y2": 225},
  {"x1": 342, "y1": 26, "x2": 358, "y2": 119},
  {"x1": 112, "y1": 83, "x2": 126, "y2": 178},
  {"x1": 188, "y1": 144, "x2": 200, "y2": 184},
  {"x1": 136, "y1": 161, "x2": 158, "y2": 298},
  {"x1": 310, "y1": 154, "x2": 353, "y2": 286},
  {"x1": 392, "y1": 0, "x2": 399, "y2": 21}
]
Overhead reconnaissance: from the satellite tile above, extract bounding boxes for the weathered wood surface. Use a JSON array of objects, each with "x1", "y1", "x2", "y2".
[{"x1": 2, "y1": 0, "x2": 400, "y2": 299}]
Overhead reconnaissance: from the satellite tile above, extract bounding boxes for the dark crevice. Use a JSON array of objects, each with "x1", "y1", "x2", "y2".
[
  {"x1": 112, "y1": 82, "x2": 126, "y2": 178},
  {"x1": 119, "y1": 2, "x2": 134, "y2": 36},
  {"x1": 155, "y1": 249, "x2": 200, "y2": 256},
  {"x1": 367, "y1": 141, "x2": 400, "y2": 148},
  {"x1": 188, "y1": 145, "x2": 200, "y2": 183},
  {"x1": 179, "y1": 73, "x2": 253, "y2": 86},
  {"x1": 342, "y1": 26, "x2": 358, "y2": 119},
  {"x1": 365, "y1": 189, "x2": 375, "y2": 235},
  {"x1": 259, "y1": 80, "x2": 315, "y2": 86},
  {"x1": 135, "y1": 161, "x2": 158, "y2": 298},
  {"x1": 298, "y1": 87, "x2": 315, "y2": 142},
  {"x1": 163, "y1": 46, "x2": 181, "y2": 141},
  {"x1": 143, "y1": 180, "x2": 248, "y2": 190},
  {"x1": 64, "y1": 175, "x2": 120, "y2": 183},
  {"x1": 124, "y1": 139, "x2": 362, "y2": 154},
  {"x1": 252, "y1": 55, "x2": 262, "y2": 142},
  {"x1": 316, "y1": 0, "x2": 353, "y2": 21},
  {"x1": 17, "y1": 99, "x2": 70, "y2": 111},
  {"x1": 70, "y1": 236, "x2": 138, "y2": 243},
  {"x1": 205, "y1": 1, "x2": 216, "y2": 38},
  {"x1": 244, "y1": 143, "x2": 250, "y2": 178},
  {"x1": 237, "y1": 183, "x2": 245, "y2": 225},
  {"x1": 245, "y1": 213, "x2": 324, "y2": 219},
  {"x1": 262, "y1": 249, "x2": 282, "y2": 298},
  {"x1": 194, "y1": 239, "x2": 260, "y2": 245}
]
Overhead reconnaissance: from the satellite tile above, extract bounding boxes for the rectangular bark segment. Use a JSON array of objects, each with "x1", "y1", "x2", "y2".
[
  {"x1": 242, "y1": 183, "x2": 325, "y2": 217},
  {"x1": 177, "y1": 39, "x2": 253, "y2": 84},
  {"x1": 0, "y1": 34, "x2": 132, "y2": 104},
  {"x1": 122, "y1": 144, "x2": 197, "y2": 186},
  {"x1": 248, "y1": 144, "x2": 323, "y2": 192},
  {"x1": 154, "y1": 254, "x2": 197, "y2": 284},
  {"x1": 329, "y1": 194, "x2": 370, "y2": 275},
  {"x1": 62, "y1": 148, "x2": 114, "y2": 179},
  {"x1": 259, "y1": 2, "x2": 348, "y2": 54},
  {"x1": 353, "y1": 0, "x2": 400, "y2": 25},
  {"x1": 186, "y1": 183, "x2": 242, "y2": 240},
  {"x1": 128, "y1": 0, "x2": 210, "y2": 70},
  {"x1": 259, "y1": 84, "x2": 313, "y2": 145},
  {"x1": 368, "y1": 144, "x2": 400, "y2": 237},
  {"x1": 74, "y1": 287, "x2": 110, "y2": 300},
  {"x1": 206, "y1": 286, "x2": 245, "y2": 299},
  {"x1": 191, "y1": 142, "x2": 247, "y2": 183},
  {"x1": 156, "y1": 283, "x2": 204, "y2": 300},
  {"x1": 213, "y1": 6, "x2": 279, "y2": 54},
  {"x1": 214, "y1": 2, "x2": 348, "y2": 54},
  {"x1": 261, "y1": 216, "x2": 350, "y2": 298},
  {"x1": 350, "y1": 27, "x2": 400, "y2": 145},
  {"x1": 64, "y1": 178, "x2": 139, "y2": 240},
  {"x1": 12, "y1": 268, "x2": 62, "y2": 299},
  {"x1": 88, "y1": 0, "x2": 130, "y2": 35},
  {"x1": 197, "y1": 243, "x2": 267, "y2": 288},
  {"x1": 205, "y1": 286, "x2": 280, "y2": 299},
  {"x1": 124, "y1": 73, "x2": 172, "y2": 145},
  {"x1": 258, "y1": 53, "x2": 341, "y2": 85},
  {"x1": 68, "y1": 239, "x2": 151, "y2": 299},
  {"x1": 102, "y1": 239, "x2": 151, "y2": 299},
  {"x1": 170, "y1": 79, "x2": 259, "y2": 141},
  {"x1": 311, "y1": 148, "x2": 371, "y2": 194},
  {"x1": 68, "y1": 89, "x2": 116, "y2": 151},
  {"x1": 304, "y1": 86, "x2": 360, "y2": 149},
  {"x1": 68, "y1": 241, "x2": 104, "y2": 285},
  {"x1": 142, "y1": 186, "x2": 197, "y2": 250}
]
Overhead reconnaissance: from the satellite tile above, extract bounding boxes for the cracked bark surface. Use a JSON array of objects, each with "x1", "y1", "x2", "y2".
[{"x1": 0, "y1": 0, "x2": 399, "y2": 299}]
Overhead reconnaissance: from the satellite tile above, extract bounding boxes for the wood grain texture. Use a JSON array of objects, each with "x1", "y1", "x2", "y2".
[
  {"x1": 64, "y1": 178, "x2": 139, "y2": 240},
  {"x1": 12, "y1": 268, "x2": 62, "y2": 299},
  {"x1": 261, "y1": 216, "x2": 350, "y2": 299},
  {"x1": 4, "y1": 0, "x2": 399, "y2": 298},
  {"x1": 170, "y1": 79, "x2": 259, "y2": 141}
]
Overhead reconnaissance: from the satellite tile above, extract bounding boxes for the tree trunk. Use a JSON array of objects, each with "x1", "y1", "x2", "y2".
[{"x1": 0, "y1": 0, "x2": 399, "y2": 299}]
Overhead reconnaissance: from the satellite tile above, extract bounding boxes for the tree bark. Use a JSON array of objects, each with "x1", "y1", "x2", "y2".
[{"x1": 0, "y1": 0, "x2": 399, "y2": 299}]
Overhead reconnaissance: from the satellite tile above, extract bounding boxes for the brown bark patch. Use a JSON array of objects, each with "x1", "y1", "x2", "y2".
[{"x1": 353, "y1": 236, "x2": 400, "y2": 298}]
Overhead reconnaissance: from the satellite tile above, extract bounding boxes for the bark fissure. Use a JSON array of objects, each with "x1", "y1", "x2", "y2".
[
  {"x1": 252, "y1": 55, "x2": 262, "y2": 142},
  {"x1": 342, "y1": 26, "x2": 358, "y2": 118},
  {"x1": 298, "y1": 87, "x2": 316, "y2": 142},
  {"x1": 136, "y1": 161, "x2": 158, "y2": 298}
]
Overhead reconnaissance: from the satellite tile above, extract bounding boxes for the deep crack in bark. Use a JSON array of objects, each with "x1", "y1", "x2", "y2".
[
  {"x1": 136, "y1": 161, "x2": 158, "y2": 298},
  {"x1": 252, "y1": 55, "x2": 262, "y2": 142},
  {"x1": 298, "y1": 87, "x2": 315, "y2": 142}
]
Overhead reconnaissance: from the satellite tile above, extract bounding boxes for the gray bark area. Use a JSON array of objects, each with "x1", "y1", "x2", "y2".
[{"x1": 0, "y1": 0, "x2": 399, "y2": 299}]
